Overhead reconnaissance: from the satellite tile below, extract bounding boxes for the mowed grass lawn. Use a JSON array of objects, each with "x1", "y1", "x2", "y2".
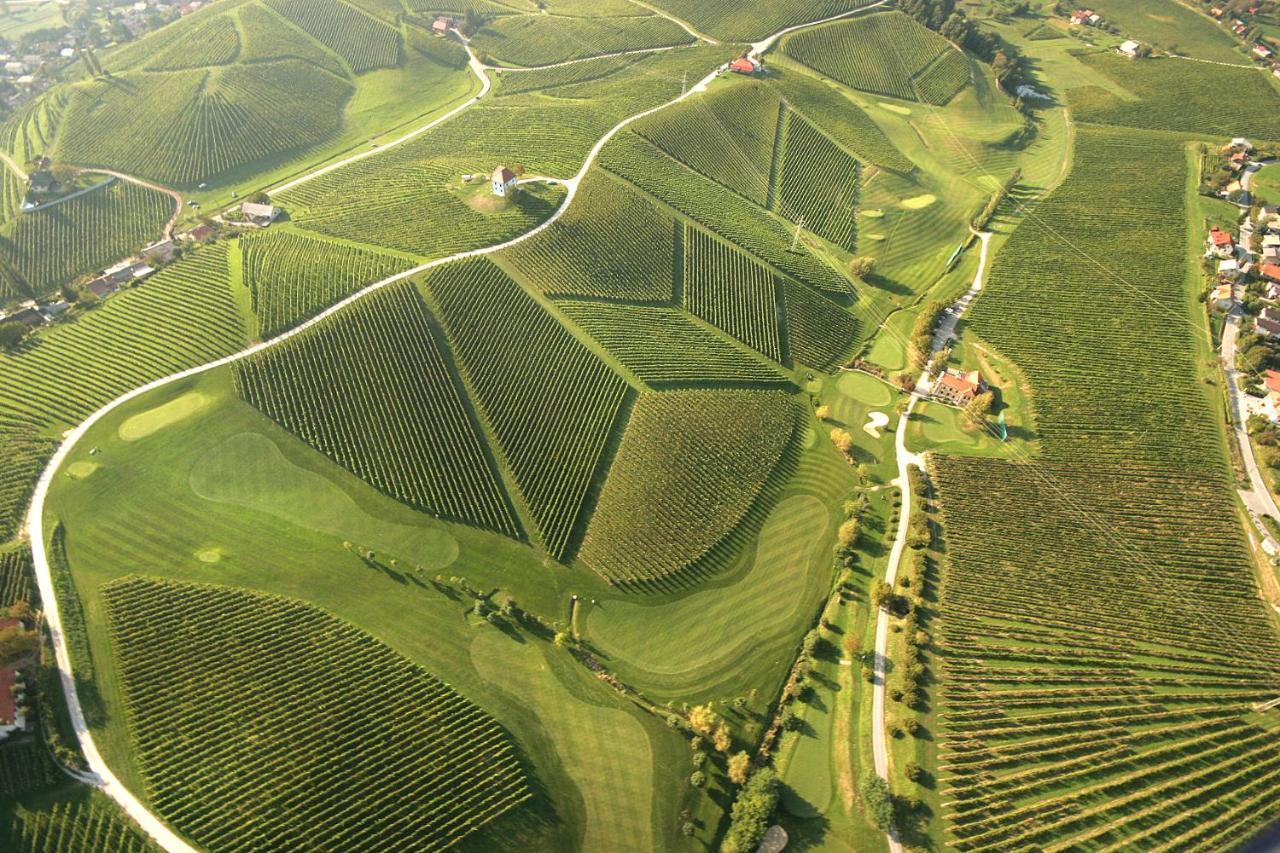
[{"x1": 42, "y1": 367, "x2": 709, "y2": 850}]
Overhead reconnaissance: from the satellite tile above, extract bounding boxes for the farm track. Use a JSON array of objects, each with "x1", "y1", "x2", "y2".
[
  {"x1": 872, "y1": 232, "x2": 992, "y2": 853},
  {"x1": 22, "y1": 8, "x2": 894, "y2": 850}
]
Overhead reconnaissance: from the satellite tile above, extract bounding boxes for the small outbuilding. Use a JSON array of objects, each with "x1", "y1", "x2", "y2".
[
  {"x1": 241, "y1": 202, "x2": 281, "y2": 226},
  {"x1": 1118, "y1": 40, "x2": 1141, "y2": 58}
]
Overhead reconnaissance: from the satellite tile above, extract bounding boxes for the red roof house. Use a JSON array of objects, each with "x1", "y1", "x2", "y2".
[
  {"x1": 0, "y1": 669, "x2": 15, "y2": 729},
  {"x1": 1266, "y1": 369, "x2": 1280, "y2": 394},
  {"x1": 933, "y1": 369, "x2": 984, "y2": 407},
  {"x1": 729, "y1": 57, "x2": 761, "y2": 75},
  {"x1": 1261, "y1": 263, "x2": 1280, "y2": 281},
  {"x1": 1210, "y1": 227, "x2": 1234, "y2": 248}
]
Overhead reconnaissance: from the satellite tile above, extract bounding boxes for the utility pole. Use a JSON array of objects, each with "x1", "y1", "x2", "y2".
[{"x1": 790, "y1": 216, "x2": 806, "y2": 252}]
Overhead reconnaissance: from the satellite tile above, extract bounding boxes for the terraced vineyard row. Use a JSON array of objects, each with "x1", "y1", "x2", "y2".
[
  {"x1": 0, "y1": 246, "x2": 244, "y2": 538},
  {"x1": 780, "y1": 276, "x2": 857, "y2": 369},
  {"x1": 56, "y1": 61, "x2": 351, "y2": 188},
  {"x1": 1, "y1": 799, "x2": 155, "y2": 853},
  {"x1": 0, "y1": 743, "x2": 60, "y2": 799},
  {"x1": 235, "y1": 281, "x2": 518, "y2": 535},
  {"x1": 241, "y1": 230, "x2": 413, "y2": 338},
  {"x1": 0, "y1": 180, "x2": 172, "y2": 300},
  {"x1": 931, "y1": 126, "x2": 1280, "y2": 850},
  {"x1": 0, "y1": 546, "x2": 32, "y2": 607},
  {"x1": 472, "y1": 13, "x2": 693, "y2": 67},
  {"x1": 782, "y1": 10, "x2": 969, "y2": 105},
  {"x1": 683, "y1": 226, "x2": 783, "y2": 362},
  {"x1": 636, "y1": 81, "x2": 783, "y2": 208},
  {"x1": 500, "y1": 170, "x2": 676, "y2": 302},
  {"x1": 777, "y1": 112, "x2": 859, "y2": 250},
  {"x1": 557, "y1": 301, "x2": 785, "y2": 386},
  {"x1": 237, "y1": 3, "x2": 347, "y2": 77},
  {"x1": 600, "y1": 130, "x2": 853, "y2": 295},
  {"x1": 579, "y1": 389, "x2": 799, "y2": 585},
  {"x1": 427, "y1": 258, "x2": 629, "y2": 559},
  {"x1": 102, "y1": 576, "x2": 530, "y2": 851},
  {"x1": 264, "y1": 0, "x2": 401, "y2": 73}
]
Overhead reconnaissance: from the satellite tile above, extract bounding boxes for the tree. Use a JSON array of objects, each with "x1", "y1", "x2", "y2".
[
  {"x1": 838, "y1": 517, "x2": 860, "y2": 547},
  {"x1": 815, "y1": 404, "x2": 831, "y2": 420},
  {"x1": 860, "y1": 773, "x2": 896, "y2": 832},
  {"x1": 688, "y1": 704, "x2": 721, "y2": 735},
  {"x1": 462, "y1": 9, "x2": 488, "y2": 36},
  {"x1": 713, "y1": 723, "x2": 733, "y2": 752},
  {"x1": 963, "y1": 391, "x2": 995, "y2": 426},
  {"x1": 830, "y1": 428, "x2": 854, "y2": 454},
  {"x1": 728, "y1": 751, "x2": 751, "y2": 785},
  {"x1": 870, "y1": 580, "x2": 894, "y2": 611},
  {"x1": 849, "y1": 256, "x2": 877, "y2": 278},
  {"x1": 6, "y1": 601, "x2": 31, "y2": 621},
  {"x1": 721, "y1": 768, "x2": 780, "y2": 853},
  {"x1": 905, "y1": 761, "x2": 926, "y2": 783},
  {"x1": 553, "y1": 631, "x2": 569, "y2": 648},
  {"x1": 690, "y1": 770, "x2": 707, "y2": 788},
  {"x1": 0, "y1": 322, "x2": 27, "y2": 352},
  {"x1": 0, "y1": 624, "x2": 36, "y2": 667}
]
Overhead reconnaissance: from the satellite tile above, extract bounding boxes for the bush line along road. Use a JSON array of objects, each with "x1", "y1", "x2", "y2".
[{"x1": 21, "y1": 4, "x2": 897, "y2": 850}]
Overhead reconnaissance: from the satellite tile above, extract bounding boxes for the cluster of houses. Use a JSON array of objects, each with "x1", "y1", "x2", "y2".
[{"x1": 1070, "y1": 8, "x2": 1104, "y2": 26}]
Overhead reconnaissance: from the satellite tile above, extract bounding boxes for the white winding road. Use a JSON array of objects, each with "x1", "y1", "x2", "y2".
[
  {"x1": 21, "y1": 7, "x2": 908, "y2": 846},
  {"x1": 871, "y1": 232, "x2": 991, "y2": 853}
]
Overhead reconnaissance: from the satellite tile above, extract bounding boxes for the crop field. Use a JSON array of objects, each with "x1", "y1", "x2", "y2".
[
  {"x1": 1, "y1": 798, "x2": 155, "y2": 853},
  {"x1": 426, "y1": 258, "x2": 629, "y2": 559},
  {"x1": 635, "y1": 81, "x2": 783, "y2": 208},
  {"x1": 1070, "y1": 54, "x2": 1280, "y2": 141},
  {"x1": 930, "y1": 127, "x2": 1280, "y2": 849},
  {"x1": 0, "y1": 181, "x2": 173, "y2": 300},
  {"x1": 235, "y1": 281, "x2": 518, "y2": 535},
  {"x1": 1084, "y1": 0, "x2": 1244, "y2": 63},
  {"x1": 494, "y1": 54, "x2": 648, "y2": 97},
  {"x1": 102, "y1": 576, "x2": 531, "y2": 851},
  {"x1": 56, "y1": 61, "x2": 352, "y2": 188},
  {"x1": 237, "y1": 3, "x2": 347, "y2": 77},
  {"x1": 240, "y1": 230, "x2": 413, "y2": 337},
  {"x1": 556, "y1": 300, "x2": 785, "y2": 386},
  {"x1": 471, "y1": 14, "x2": 693, "y2": 67},
  {"x1": 768, "y1": 66, "x2": 915, "y2": 173},
  {"x1": 0, "y1": 744, "x2": 60, "y2": 799},
  {"x1": 777, "y1": 112, "x2": 859, "y2": 249},
  {"x1": 144, "y1": 12, "x2": 241, "y2": 71},
  {"x1": 779, "y1": 277, "x2": 858, "y2": 369},
  {"x1": 601, "y1": 130, "x2": 854, "y2": 295},
  {"x1": 0, "y1": 245, "x2": 243, "y2": 538},
  {"x1": 783, "y1": 11, "x2": 970, "y2": 105},
  {"x1": 0, "y1": 546, "x2": 32, "y2": 607},
  {"x1": 642, "y1": 0, "x2": 873, "y2": 42},
  {"x1": 683, "y1": 226, "x2": 784, "y2": 362},
  {"x1": 578, "y1": 389, "x2": 799, "y2": 585},
  {"x1": 499, "y1": 170, "x2": 676, "y2": 302},
  {"x1": 264, "y1": 0, "x2": 401, "y2": 73}
]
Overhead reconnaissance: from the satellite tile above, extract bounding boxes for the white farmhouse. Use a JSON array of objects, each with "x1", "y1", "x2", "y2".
[{"x1": 492, "y1": 166, "x2": 518, "y2": 197}]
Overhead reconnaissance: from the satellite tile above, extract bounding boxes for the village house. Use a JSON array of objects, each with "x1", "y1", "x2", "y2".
[
  {"x1": 1265, "y1": 280, "x2": 1280, "y2": 301},
  {"x1": 1213, "y1": 281, "x2": 1239, "y2": 309},
  {"x1": 103, "y1": 258, "x2": 155, "y2": 285},
  {"x1": 240, "y1": 202, "x2": 281, "y2": 227},
  {"x1": 729, "y1": 57, "x2": 763, "y2": 75},
  {"x1": 432, "y1": 15, "x2": 453, "y2": 34},
  {"x1": 182, "y1": 223, "x2": 217, "y2": 243},
  {"x1": 932, "y1": 369, "x2": 985, "y2": 407},
  {"x1": 1118, "y1": 40, "x2": 1141, "y2": 58},
  {"x1": 492, "y1": 166, "x2": 518, "y2": 197},
  {"x1": 1256, "y1": 43, "x2": 1274, "y2": 60},
  {"x1": 0, "y1": 666, "x2": 22, "y2": 742},
  {"x1": 1257, "y1": 308, "x2": 1280, "y2": 337},
  {"x1": 1219, "y1": 258, "x2": 1242, "y2": 280},
  {"x1": 1210, "y1": 6, "x2": 1225, "y2": 17},
  {"x1": 1209, "y1": 226, "x2": 1235, "y2": 257},
  {"x1": 1260, "y1": 262, "x2": 1280, "y2": 283},
  {"x1": 2, "y1": 301, "x2": 44, "y2": 327}
]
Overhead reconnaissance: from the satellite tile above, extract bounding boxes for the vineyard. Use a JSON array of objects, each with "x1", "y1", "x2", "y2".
[
  {"x1": 500, "y1": 170, "x2": 676, "y2": 302},
  {"x1": 780, "y1": 276, "x2": 857, "y2": 369},
  {"x1": 55, "y1": 61, "x2": 352, "y2": 188},
  {"x1": 600, "y1": 130, "x2": 854, "y2": 295},
  {"x1": 0, "y1": 245, "x2": 245, "y2": 538},
  {"x1": 426, "y1": 258, "x2": 630, "y2": 559},
  {"x1": 0, "y1": 546, "x2": 32, "y2": 607},
  {"x1": 0, "y1": 742, "x2": 60, "y2": 799},
  {"x1": 0, "y1": 180, "x2": 172, "y2": 300},
  {"x1": 930, "y1": 127, "x2": 1280, "y2": 849},
  {"x1": 683, "y1": 226, "x2": 784, "y2": 362},
  {"x1": 776, "y1": 112, "x2": 859, "y2": 250},
  {"x1": 782, "y1": 11, "x2": 970, "y2": 105},
  {"x1": 234, "y1": 281, "x2": 519, "y2": 535},
  {"x1": 264, "y1": 0, "x2": 401, "y2": 73},
  {"x1": 472, "y1": 14, "x2": 694, "y2": 67},
  {"x1": 494, "y1": 54, "x2": 647, "y2": 97},
  {"x1": 635, "y1": 81, "x2": 783, "y2": 208},
  {"x1": 1, "y1": 798, "x2": 155, "y2": 853},
  {"x1": 144, "y1": 12, "x2": 241, "y2": 71},
  {"x1": 102, "y1": 576, "x2": 531, "y2": 851},
  {"x1": 237, "y1": 3, "x2": 347, "y2": 77},
  {"x1": 556, "y1": 300, "x2": 786, "y2": 386},
  {"x1": 768, "y1": 67, "x2": 915, "y2": 173},
  {"x1": 642, "y1": 0, "x2": 873, "y2": 42},
  {"x1": 240, "y1": 230, "x2": 413, "y2": 338},
  {"x1": 1069, "y1": 54, "x2": 1280, "y2": 141},
  {"x1": 578, "y1": 389, "x2": 799, "y2": 585}
]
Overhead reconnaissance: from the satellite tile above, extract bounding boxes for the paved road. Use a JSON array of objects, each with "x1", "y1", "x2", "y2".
[
  {"x1": 1219, "y1": 306, "x2": 1280, "y2": 552},
  {"x1": 625, "y1": 0, "x2": 718, "y2": 43},
  {"x1": 871, "y1": 232, "x2": 990, "y2": 853},
  {"x1": 23, "y1": 12, "x2": 866, "y2": 849},
  {"x1": 486, "y1": 44, "x2": 683, "y2": 72}
]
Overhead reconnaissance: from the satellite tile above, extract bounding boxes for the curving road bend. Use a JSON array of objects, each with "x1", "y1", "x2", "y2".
[
  {"x1": 871, "y1": 232, "x2": 991, "y2": 853},
  {"x1": 24, "y1": 7, "x2": 908, "y2": 846}
]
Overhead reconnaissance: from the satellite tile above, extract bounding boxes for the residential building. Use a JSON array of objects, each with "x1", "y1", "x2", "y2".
[
  {"x1": 1209, "y1": 226, "x2": 1235, "y2": 257},
  {"x1": 1257, "y1": 314, "x2": 1280, "y2": 337},
  {"x1": 241, "y1": 202, "x2": 280, "y2": 226},
  {"x1": 1260, "y1": 262, "x2": 1280, "y2": 282},
  {"x1": 1118, "y1": 40, "x2": 1141, "y2": 58},
  {"x1": 143, "y1": 238, "x2": 179, "y2": 264},
  {"x1": 492, "y1": 166, "x2": 518, "y2": 197},
  {"x1": 730, "y1": 57, "x2": 763, "y2": 75},
  {"x1": 1213, "y1": 282, "x2": 1238, "y2": 308},
  {"x1": 932, "y1": 369, "x2": 985, "y2": 407},
  {"x1": 1219, "y1": 258, "x2": 1241, "y2": 279}
]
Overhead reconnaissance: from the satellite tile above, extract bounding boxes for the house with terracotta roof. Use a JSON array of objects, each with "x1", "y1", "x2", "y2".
[
  {"x1": 492, "y1": 166, "x2": 518, "y2": 198},
  {"x1": 1261, "y1": 263, "x2": 1280, "y2": 282},
  {"x1": 729, "y1": 57, "x2": 762, "y2": 75},
  {"x1": 432, "y1": 16, "x2": 452, "y2": 34},
  {"x1": 932, "y1": 369, "x2": 985, "y2": 407},
  {"x1": 1208, "y1": 227, "x2": 1235, "y2": 257}
]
